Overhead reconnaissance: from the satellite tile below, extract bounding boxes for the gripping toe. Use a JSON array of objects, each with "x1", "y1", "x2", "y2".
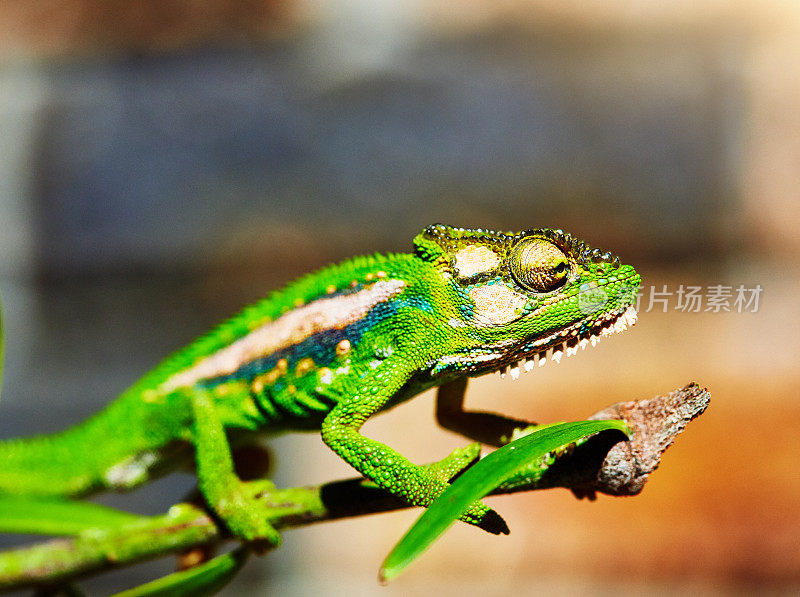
[{"x1": 476, "y1": 508, "x2": 510, "y2": 535}]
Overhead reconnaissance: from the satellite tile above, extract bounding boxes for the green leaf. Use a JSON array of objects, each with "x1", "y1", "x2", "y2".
[
  {"x1": 0, "y1": 496, "x2": 143, "y2": 535},
  {"x1": 379, "y1": 419, "x2": 630, "y2": 582},
  {"x1": 113, "y1": 548, "x2": 249, "y2": 597}
]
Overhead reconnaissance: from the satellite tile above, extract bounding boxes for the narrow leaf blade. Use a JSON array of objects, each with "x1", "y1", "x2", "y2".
[
  {"x1": 0, "y1": 496, "x2": 143, "y2": 535},
  {"x1": 114, "y1": 548, "x2": 249, "y2": 597},
  {"x1": 380, "y1": 419, "x2": 629, "y2": 582}
]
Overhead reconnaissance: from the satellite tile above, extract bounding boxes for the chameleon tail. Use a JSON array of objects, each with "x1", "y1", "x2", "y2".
[
  {"x1": 0, "y1": 395, "x2": 184, "y2": 498},
  {"x1": 0, "y1": 414, "x2": 123, "y2": 497}
]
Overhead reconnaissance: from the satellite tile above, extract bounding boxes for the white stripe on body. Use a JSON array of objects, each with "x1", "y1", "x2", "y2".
[{"x1": 160, "y1": 279, "x2": 406, "y2": 392}]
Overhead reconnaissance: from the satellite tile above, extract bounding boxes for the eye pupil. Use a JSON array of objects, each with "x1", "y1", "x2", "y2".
[{"x1": 509, "y1": 238, "x2": 570, "y2": 292}]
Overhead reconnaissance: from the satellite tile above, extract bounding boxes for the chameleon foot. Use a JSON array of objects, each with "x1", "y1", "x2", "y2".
[
  {"x1": 421, "y1": 444, "x2": 509, "y2": 534},
  {"x1": 459, "y1": 499, "x2": 509, "y2": 535},
  {"x1": 213, "y1": 479, "x2": 281, "y2": 551}
]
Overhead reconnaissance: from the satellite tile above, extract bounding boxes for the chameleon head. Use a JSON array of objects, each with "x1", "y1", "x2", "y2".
[{"x1": 414, "y1": 224, "x2": 641, "y2": 378}]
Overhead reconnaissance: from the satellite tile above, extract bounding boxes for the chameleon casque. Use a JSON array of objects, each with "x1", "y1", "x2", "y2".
[{"x1": 0, "y1": 224, "x2": 640, "y2": 545}]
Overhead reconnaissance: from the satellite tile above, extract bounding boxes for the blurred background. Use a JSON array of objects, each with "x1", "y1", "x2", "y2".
[{"x1": 0, "y1": 1, "x2": 798, "y2": 594}]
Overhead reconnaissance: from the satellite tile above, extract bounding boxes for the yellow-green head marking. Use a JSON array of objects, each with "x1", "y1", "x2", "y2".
[{"x1": 414, "y1": 224, "x2": 641, "y2": 378}]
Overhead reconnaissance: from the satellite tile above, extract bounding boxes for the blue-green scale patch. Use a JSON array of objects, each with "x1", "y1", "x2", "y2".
[{"x1": 202, "y1": 299, "x2": 403, "y2": 390}]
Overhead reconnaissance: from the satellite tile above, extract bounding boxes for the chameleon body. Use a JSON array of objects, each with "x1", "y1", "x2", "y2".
[{"x1": 0, "y1": 225, "x2": 640, "y2": 543}]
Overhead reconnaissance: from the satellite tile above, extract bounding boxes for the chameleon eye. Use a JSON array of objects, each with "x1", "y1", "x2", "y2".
[{"x1": 509, "y1": 237, "x2": 570, "y2": 292}]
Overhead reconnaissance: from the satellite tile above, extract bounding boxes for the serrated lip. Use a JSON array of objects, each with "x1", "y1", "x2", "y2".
[{"x1": 495, "y1": 305, "x2": 638, "y2": 380}]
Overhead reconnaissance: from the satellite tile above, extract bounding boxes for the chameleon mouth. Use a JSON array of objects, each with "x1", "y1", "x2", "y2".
[{"x1": 497, "y1": 305, "x2": 638, "y2": 380}]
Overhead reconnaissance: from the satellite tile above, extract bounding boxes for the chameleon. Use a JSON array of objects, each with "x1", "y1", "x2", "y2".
[{"x1": 0, "y1": 224, "x2": 640, "y2": 546}]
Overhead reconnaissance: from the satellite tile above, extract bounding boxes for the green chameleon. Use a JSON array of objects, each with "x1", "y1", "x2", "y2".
[{"x1": 0, "y1": 224, "x2": 639, "y2": 546}]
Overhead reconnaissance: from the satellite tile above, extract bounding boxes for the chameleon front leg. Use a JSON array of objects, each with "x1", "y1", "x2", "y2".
[
  {"x1": 321, "y1": 358, "x2": 508, "y2": 535},
  {"x1": 188, "y1": 388, "x2": 280, "y2": 548},
  {"x1": 436, "y1": 378, "x2": 539, "y2": 448}
]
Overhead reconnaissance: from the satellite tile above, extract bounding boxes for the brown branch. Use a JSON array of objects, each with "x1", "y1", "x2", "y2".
[{"x1": 494, "y1": 381, "x2": 711, "y2": 498}]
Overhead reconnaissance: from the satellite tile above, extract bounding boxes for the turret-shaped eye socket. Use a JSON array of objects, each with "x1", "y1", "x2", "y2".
[{"x1": 509, "y1": 237, "x2": 570, "y2": 292}]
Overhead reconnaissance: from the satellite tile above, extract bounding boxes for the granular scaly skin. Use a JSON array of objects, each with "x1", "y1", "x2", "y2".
[{"x1": 0, "y1": 225, "x2": 641, "y2": 541}]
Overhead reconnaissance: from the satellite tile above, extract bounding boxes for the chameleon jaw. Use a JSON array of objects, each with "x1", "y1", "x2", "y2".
[{"x1": 498, "y1": 305, "x2": 638, "y2": 380}]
